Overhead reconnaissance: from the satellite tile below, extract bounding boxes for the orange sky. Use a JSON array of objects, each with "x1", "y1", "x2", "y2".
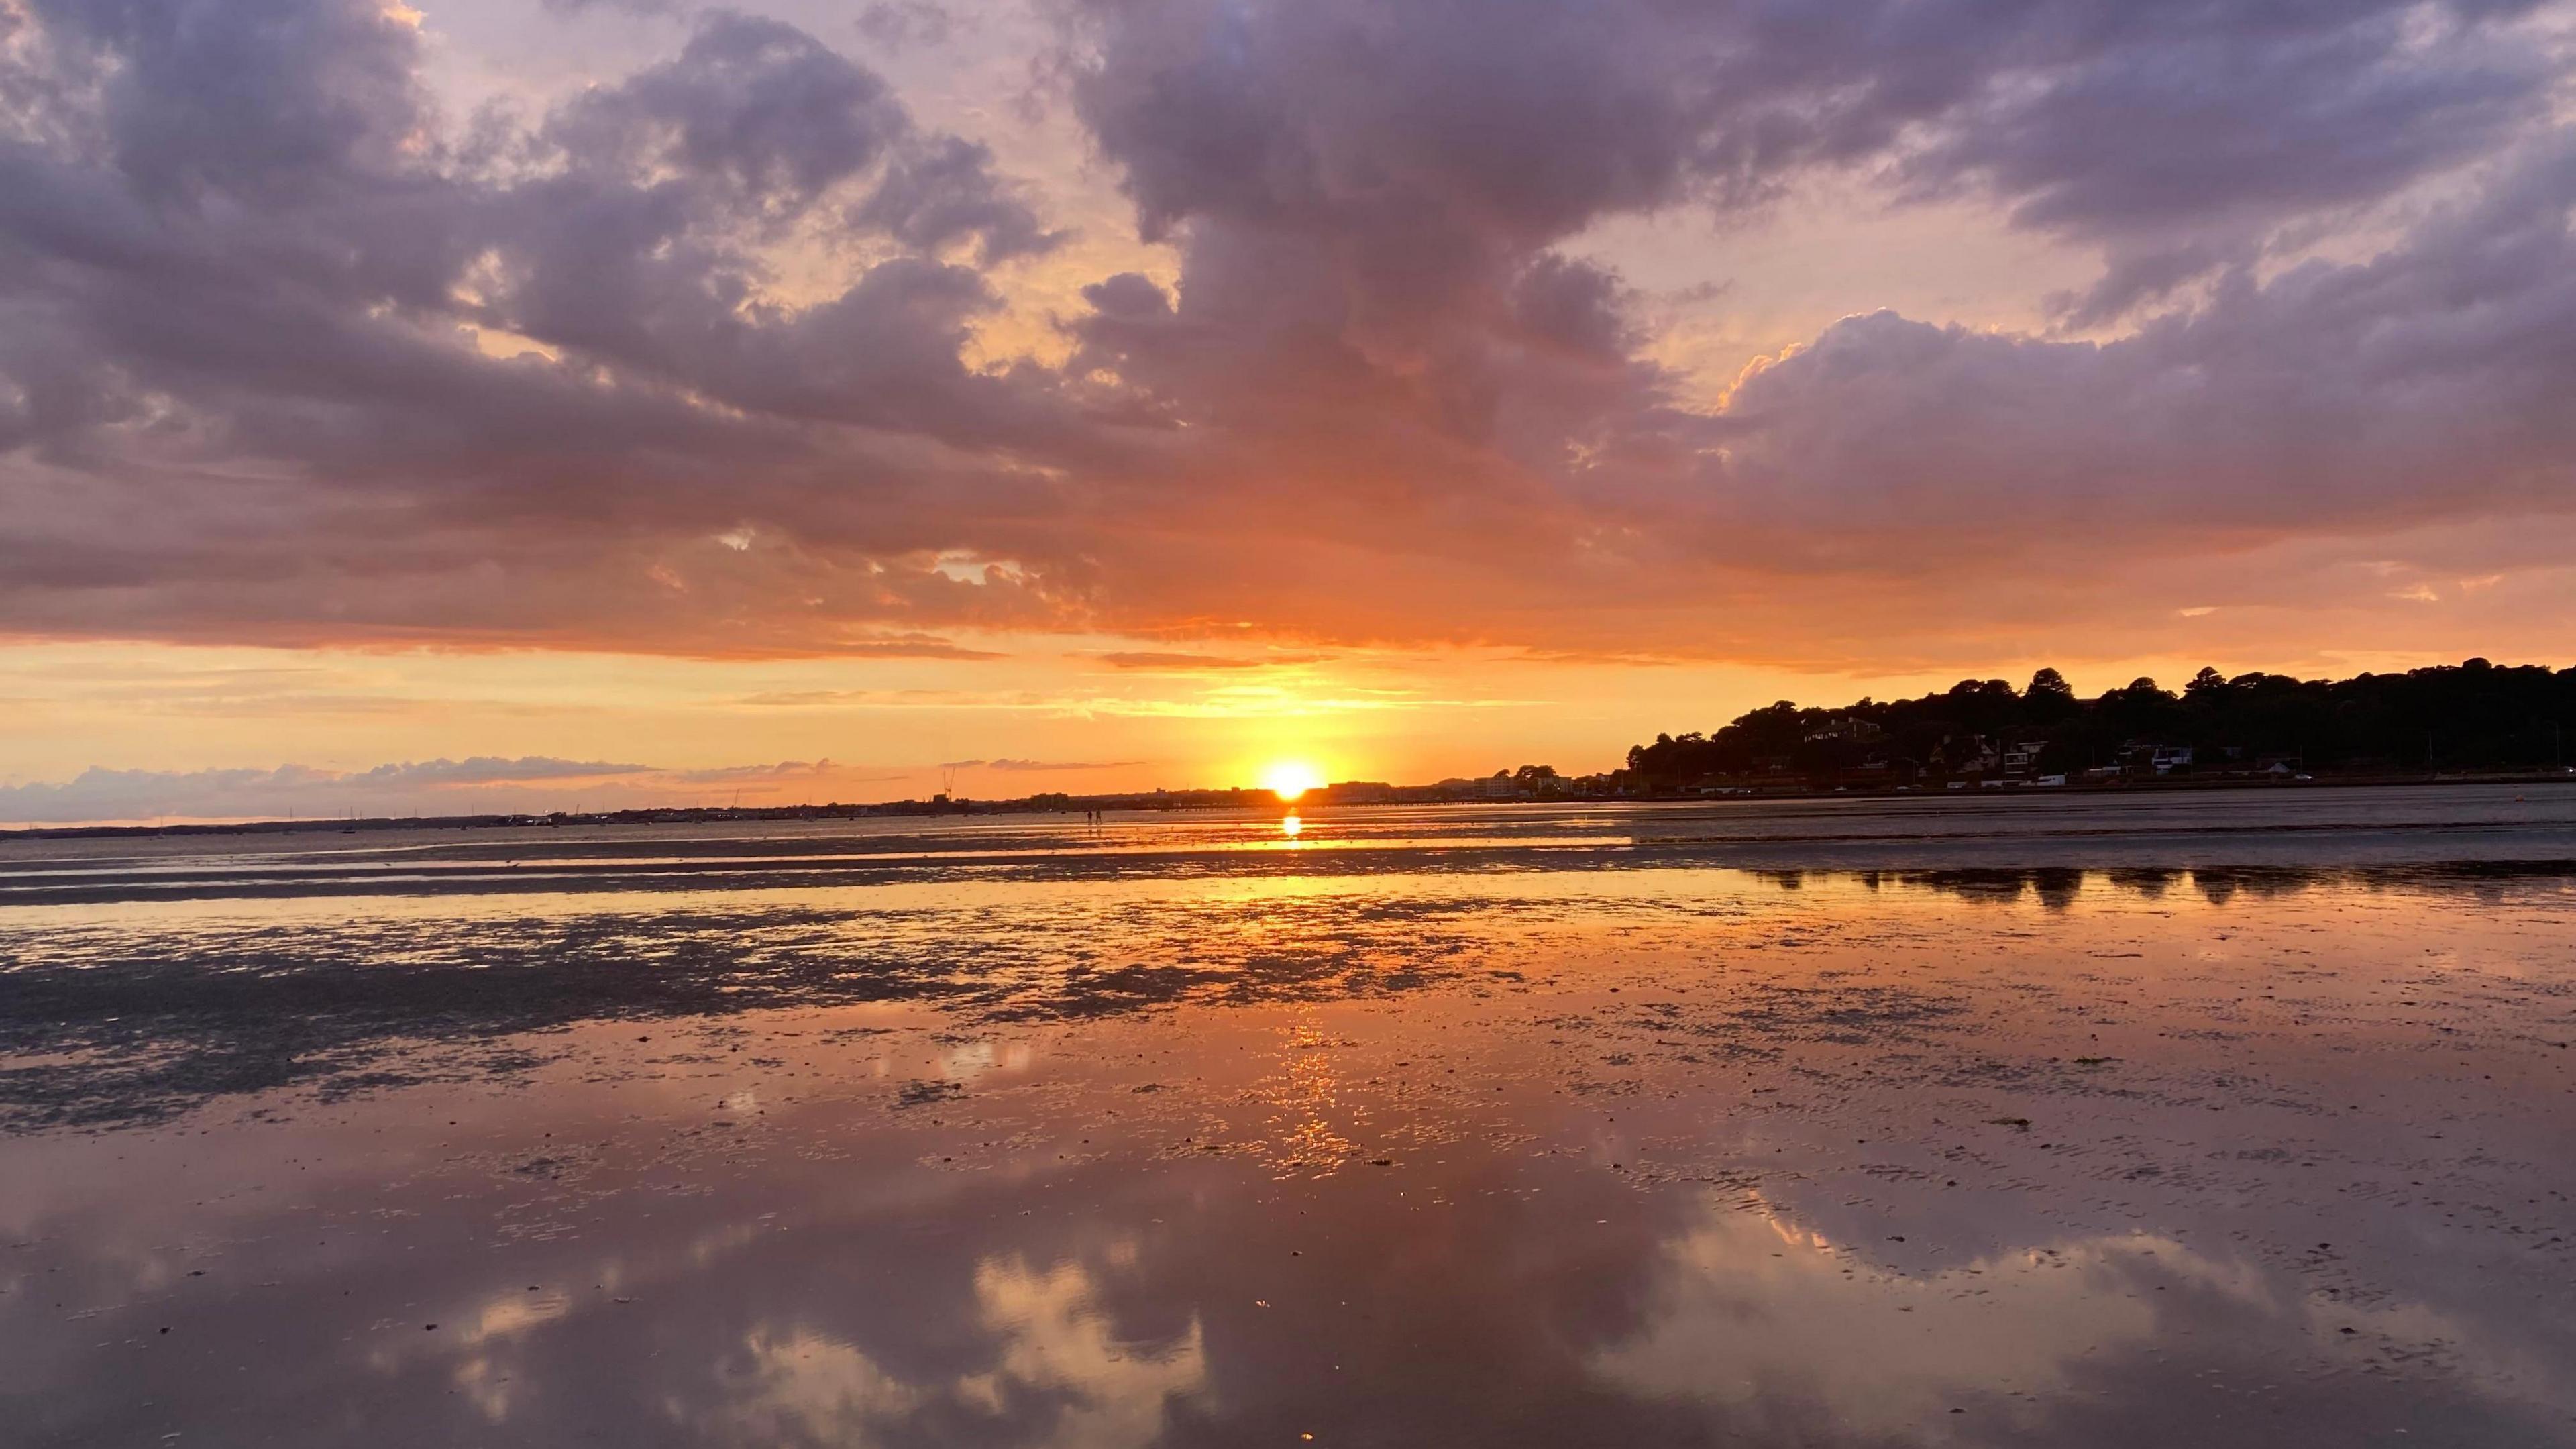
[{"x1": 0, "y1": 633, "x2": 2531, "y2": 823}]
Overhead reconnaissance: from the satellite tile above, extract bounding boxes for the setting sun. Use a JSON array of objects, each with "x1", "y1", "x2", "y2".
[{"x1": 1261, "y1": 761, "x2": 1326, "y2": 802}]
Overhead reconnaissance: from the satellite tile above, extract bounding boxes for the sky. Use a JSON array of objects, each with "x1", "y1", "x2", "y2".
[{"x1": 3, "y1": 0, "x2": 2575, "y2": 823}]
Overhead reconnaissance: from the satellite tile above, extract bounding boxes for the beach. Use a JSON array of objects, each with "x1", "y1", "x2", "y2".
[{"x1": 4, "y1": 786, "x2": 2574, "y2": 1446}]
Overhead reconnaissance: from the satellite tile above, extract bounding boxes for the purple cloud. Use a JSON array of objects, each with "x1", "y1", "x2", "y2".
[{"x1": 0, "y1": 0, "x2": 2567, "y2": 668}]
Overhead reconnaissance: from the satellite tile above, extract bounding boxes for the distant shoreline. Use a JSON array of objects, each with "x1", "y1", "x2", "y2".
[{"x1": 5, "y1": 769, "x2": 2571, "y2": 843}]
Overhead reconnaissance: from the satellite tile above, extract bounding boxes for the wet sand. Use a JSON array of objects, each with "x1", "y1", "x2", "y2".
[{"x1": 3, "y1": 788, "x2": 2574, "y2": 1446}]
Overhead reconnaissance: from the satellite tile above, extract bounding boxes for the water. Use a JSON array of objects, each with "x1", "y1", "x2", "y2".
[{"x1": 3, "y1": 786, "x2": 2573, "y2": 1446}]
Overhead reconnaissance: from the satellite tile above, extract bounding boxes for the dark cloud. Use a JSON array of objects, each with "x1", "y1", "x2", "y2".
[
  {"x1": 0, "y1": 0, "x2": 2571, "y2": 667},
  {"x1": 0, "y1": 0, "x2": 1093, "y2": 653},
  {"x1": 1067, "y1": 0, "x2": 2557, "y2": 326},
  {"x1": 542, "y1": 0, "x2": 684, "y2": 14},
  {"x1": 1709, "y1": 135, "x2": 2576, "y2": 558},
  {"x1": 1034, "y1": 0, "x2": 2576, "y2": 655},
  {"x1": 855, "y1": 0, "x2": 960, "y2": 54},
  {"x1": 540, "y1": 12, "x2": 908, "y2": 212},
  {"x1": 1894, "y1": 3, "x2": 2557, "y2": 321},
  {"x1": 853, "y1": 133, "x2": 1064, "y2": 265}
]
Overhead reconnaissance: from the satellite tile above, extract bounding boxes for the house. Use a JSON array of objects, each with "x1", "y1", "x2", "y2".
[
  {"x1": 1804, "y1": 716, "x2": 1887, "y2": 744},
  {"x1": 1434, "y1": 773, "x2": 1525, "y2": 800},
  {"x1": 2116, "y1": 741, "x2": 2196, "y2": 777},
  {"x1": 2000, "y1": 740, "x2": 2049, "y2": 776}
]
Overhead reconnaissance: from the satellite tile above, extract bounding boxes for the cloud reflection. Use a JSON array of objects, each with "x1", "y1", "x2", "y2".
[
  {"x1": 1598, "y1": 1209, "x2": 2220, "y2": 1434},
  {"x1": 694, "y1": 1259, "x2": 1206, "y2": 1449}
]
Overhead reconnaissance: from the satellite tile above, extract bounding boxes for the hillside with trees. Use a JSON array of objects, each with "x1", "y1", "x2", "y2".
[{"x1": 1623, "y1": 659, "x2": 2576, "y2": 791}]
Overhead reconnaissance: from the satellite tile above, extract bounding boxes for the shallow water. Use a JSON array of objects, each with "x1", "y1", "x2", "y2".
[{"x1": 4, "y1": 788, "x2": 2574, "y2": 1446}]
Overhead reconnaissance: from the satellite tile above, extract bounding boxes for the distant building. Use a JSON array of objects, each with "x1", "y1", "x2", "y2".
[{"x1": 1803, "y1": 716, "x2": 1887, "y2": 744}]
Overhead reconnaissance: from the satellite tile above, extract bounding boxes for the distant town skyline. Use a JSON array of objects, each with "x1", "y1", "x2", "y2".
[{"x1": 5, "y1": 0, "x2": 2575, "y2": 822}]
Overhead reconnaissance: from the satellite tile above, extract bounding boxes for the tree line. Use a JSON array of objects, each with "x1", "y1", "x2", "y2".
[{"x1": 1625, "y1": 659, "x2": 2575, "y2": 786}]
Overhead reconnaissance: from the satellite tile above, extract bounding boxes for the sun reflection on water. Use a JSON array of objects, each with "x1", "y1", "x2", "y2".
[{"x1": 1280, "y1": 814, "x2": 1303, "y2": 840}]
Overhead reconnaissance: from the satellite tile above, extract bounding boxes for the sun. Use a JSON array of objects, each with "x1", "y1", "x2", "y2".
[{"x1": 1260, "y1": 760, "x2": 1325, "y2": 802}]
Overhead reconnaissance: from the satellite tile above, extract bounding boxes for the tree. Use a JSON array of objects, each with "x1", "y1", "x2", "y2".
[
  {"x1": 1624, "y1": 659, "x2": 2576, "y2": 785},
  {"x1": 2025, "y1": 667, "x2": 2078, "y2": 723}
]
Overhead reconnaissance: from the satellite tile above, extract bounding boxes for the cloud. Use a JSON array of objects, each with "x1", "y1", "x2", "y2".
[
  {"x1": 0, "y1": 0, "x2": 2571, "y2": 670},
  {"x1": 1705, "y1": 136, "x2": 2576, "y2": 557},
  {"x1": 832, "y1": 635, "x2": 1011, "y2": 661},
  {"x1": 731, "y1": 688, "x2": 892, "y2": 707},
  {"x1": 1028, "y1": 0, "x2": 2576, "y2": 659},
  {"x1": 537, "y1": 13, "x2": 908, "y2": 211},
  {"x1": 853, "y1": 134, "x2": 1065, "y2": 266},
  {"x1": 661, "y1": 758, "x2": 836, "y2": 783},
  {"x1": 0, "y1": 753, "x2": 953, "y2": 825},
  {"x1": 936, "y1": 757, "x2": 1141, "y2": 773},
  {"x1": 1091, "y1": 651, "x2": 1326, "y2": 672},
  {"x1": 354, "y1": 757, "x2": 655, "y2": 785},
  {"x1": 853, "y1": 1, "x2": 959, "y2": 54},
  {"x1": 542, "y1": 0, "x2": 682, "y2": 14},
  {"x1": 0, "y1": 756, "x2": 653, "y2": 824}
]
